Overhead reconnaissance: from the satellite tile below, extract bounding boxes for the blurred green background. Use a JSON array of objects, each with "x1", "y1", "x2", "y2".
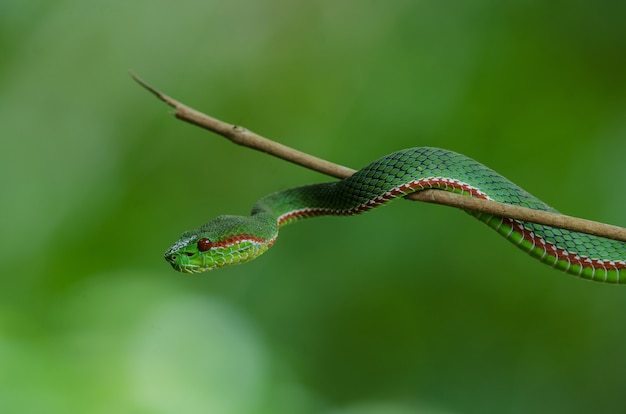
[{"x1": 2, "y1": 1, "x2": 626, "y2": 413}]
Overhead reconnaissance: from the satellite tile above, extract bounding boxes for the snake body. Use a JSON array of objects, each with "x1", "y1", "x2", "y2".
[{"x1": 165, "y1": 147, "x2": 625, "y2": 282}]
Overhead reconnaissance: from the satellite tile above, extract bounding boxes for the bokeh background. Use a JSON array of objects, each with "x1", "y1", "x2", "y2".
[{"x1": 2, "y1": 1, "x2": 626, "y2": 413}]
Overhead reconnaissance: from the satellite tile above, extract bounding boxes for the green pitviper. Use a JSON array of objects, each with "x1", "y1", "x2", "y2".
[{"x1": 165, "y1": 147, "x2": 625, "y2": 282}]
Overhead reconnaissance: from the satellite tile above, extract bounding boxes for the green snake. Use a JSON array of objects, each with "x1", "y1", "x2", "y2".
[{"x1": 165, "y1": 147, "x2": 625, "y2": 283}]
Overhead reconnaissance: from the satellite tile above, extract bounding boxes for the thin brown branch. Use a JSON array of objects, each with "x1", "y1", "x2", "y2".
[{"x1": 131, "y1": 71, "x2": 626, "y2": 243}]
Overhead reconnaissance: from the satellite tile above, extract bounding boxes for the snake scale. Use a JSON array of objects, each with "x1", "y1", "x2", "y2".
[{"x1": 165, "y1": 147, "x2": 625, "y2": 283}]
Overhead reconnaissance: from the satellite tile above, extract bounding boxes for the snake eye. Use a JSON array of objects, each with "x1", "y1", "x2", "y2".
[{"x1": 197, "y1": 237, "x2": 213, "y2": 252}]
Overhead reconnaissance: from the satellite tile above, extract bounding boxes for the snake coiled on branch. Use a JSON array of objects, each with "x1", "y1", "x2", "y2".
[{"x1": 165, "y1": 147, "x2": 626, "y2": 283}]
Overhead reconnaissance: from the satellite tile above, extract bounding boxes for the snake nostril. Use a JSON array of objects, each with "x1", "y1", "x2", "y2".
[{"x1": 185, "y1": 252, "x2": 194, "y2": 257}]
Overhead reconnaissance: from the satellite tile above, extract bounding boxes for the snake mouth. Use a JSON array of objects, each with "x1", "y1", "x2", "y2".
[
  {"x1": 165, "y1": 252, "x2": 200, "y2": 273},
  {"x1": 167, "y1": 259, "x2": 207, "y2": 274}
]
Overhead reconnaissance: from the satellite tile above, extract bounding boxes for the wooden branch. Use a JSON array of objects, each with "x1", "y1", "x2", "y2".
[{"x1": 131, "y1": 72, "x2": 626, "y2": 243}]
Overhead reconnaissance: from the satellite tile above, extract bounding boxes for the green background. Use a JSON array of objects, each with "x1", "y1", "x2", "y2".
[{"x1": 2, "y1": 1, "x2": 625, "y2": 413}]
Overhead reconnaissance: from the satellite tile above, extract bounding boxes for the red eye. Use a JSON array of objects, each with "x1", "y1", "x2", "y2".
[{"x1": 197, "y1": 238, "x2": 213, "y2": 252}]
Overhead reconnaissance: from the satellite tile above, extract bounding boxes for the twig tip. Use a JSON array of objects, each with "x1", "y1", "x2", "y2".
[{"x1": 128, "y1": 70, "x2": 173, "y2": 107}]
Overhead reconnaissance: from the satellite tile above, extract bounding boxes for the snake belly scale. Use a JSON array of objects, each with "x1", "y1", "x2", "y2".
[{"x1": 165, "y1": 147, "x2": 626, "y2": 282}]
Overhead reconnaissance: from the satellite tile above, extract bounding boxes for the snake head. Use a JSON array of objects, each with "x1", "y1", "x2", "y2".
[{"x1": 164, "y1": 215, "x2": 277, "y2": 273}]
